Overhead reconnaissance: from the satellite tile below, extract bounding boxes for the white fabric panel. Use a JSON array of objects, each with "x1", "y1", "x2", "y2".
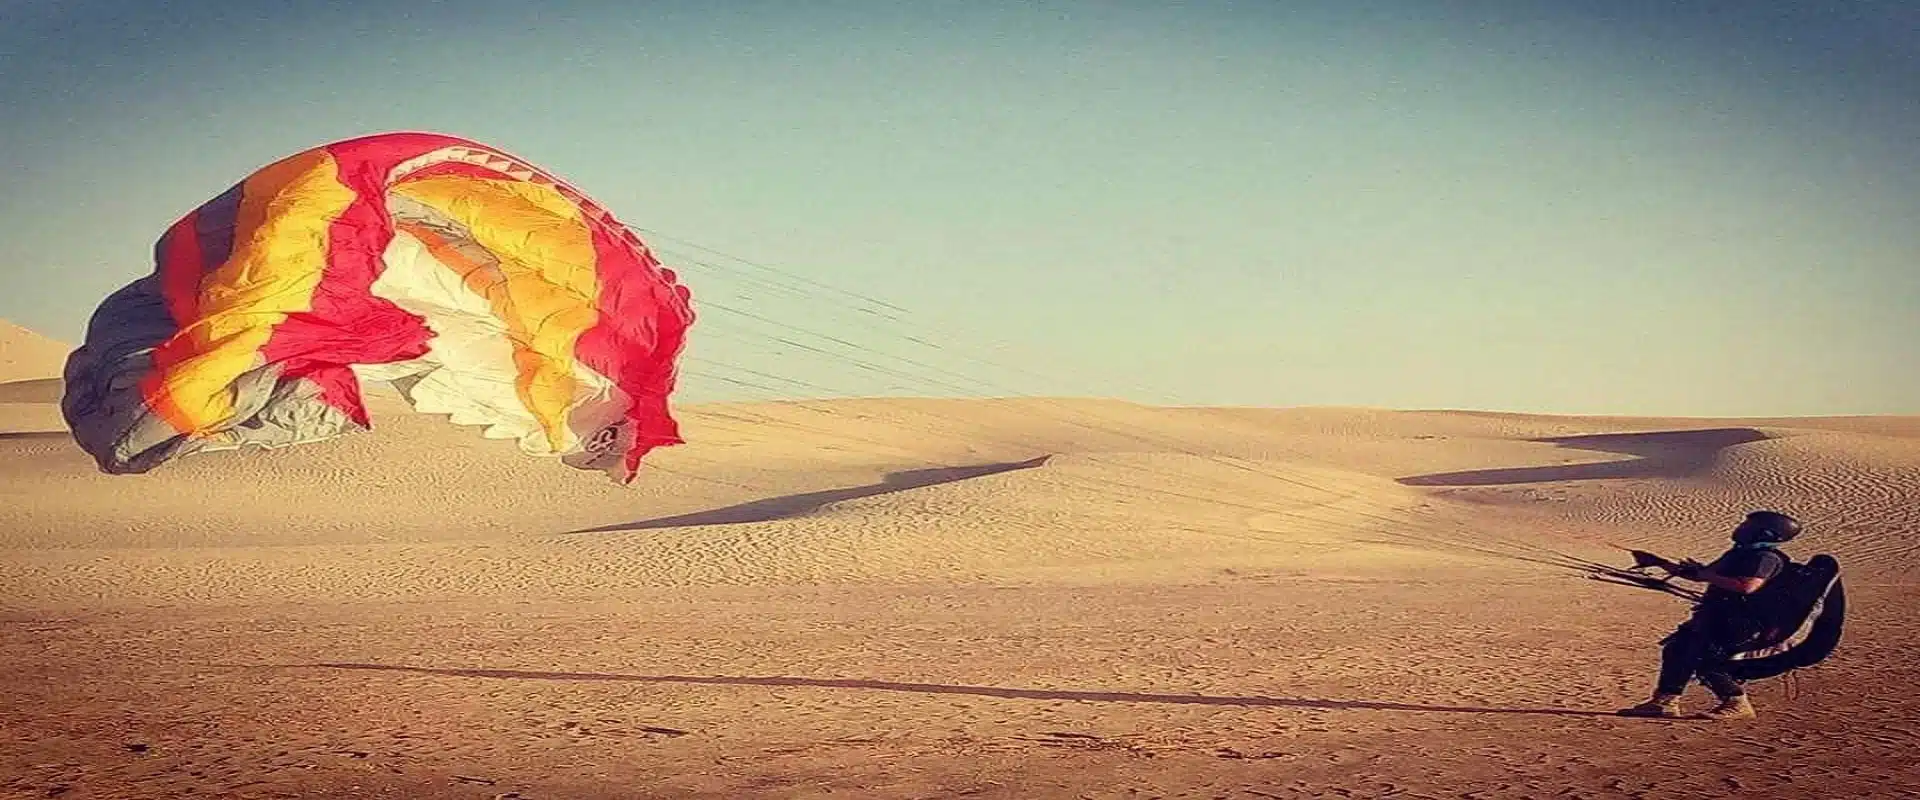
[{"x1": 368, "y1": 230, "x2": 553, "y2": 454}]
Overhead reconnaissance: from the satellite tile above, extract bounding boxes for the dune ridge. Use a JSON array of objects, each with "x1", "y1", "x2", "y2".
[{"x1": 0, "y1": 319, "x2": 71, "y2": 384}]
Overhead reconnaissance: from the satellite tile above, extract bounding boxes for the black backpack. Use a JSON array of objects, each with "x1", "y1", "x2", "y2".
[{"x1": 1723, "y1": 553, "x2": 1847, "y2": 682}]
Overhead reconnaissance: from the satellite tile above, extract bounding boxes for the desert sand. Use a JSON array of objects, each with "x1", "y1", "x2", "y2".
[{"x1": 3, "y1": 319, "x2": 1916, "y2": 799}]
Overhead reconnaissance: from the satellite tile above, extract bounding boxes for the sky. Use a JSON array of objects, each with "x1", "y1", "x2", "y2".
[{"x1": 1, "y1": 0, "x2": 1914, "y2": 416}]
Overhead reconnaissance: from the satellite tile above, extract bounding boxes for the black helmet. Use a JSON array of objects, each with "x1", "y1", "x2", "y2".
[{"x1": 1734, "y1": 510, "x2": 1802, "y2": 544}]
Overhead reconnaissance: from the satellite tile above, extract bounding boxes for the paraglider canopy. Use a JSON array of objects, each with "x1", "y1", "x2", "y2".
[{"x1": 61, "y1": 132, "x2": 696, "y2": 483}]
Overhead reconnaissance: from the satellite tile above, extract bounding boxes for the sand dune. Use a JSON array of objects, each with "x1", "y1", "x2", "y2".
[
  {"x1": 0, "y1": 319, "x2": 71, "y2": 384},
  {"x1": 3, "y1": 318, "x2": 1917, "y2": 799}
]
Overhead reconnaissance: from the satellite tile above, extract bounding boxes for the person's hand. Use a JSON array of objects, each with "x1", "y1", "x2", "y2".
[
  {"x1": 1628, "y1": 549, "x2": 1668, "y2": 570},
  {"x1": 1667, "y1": 559, "x2": 1705, "y2": 581}
]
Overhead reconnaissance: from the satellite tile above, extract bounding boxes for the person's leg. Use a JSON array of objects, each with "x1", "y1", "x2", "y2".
[
  {"x1": 1699, "y1": 669, "x2": 1741, "y2": 698},
  {"x1": 1692, "y1": 668, "x2": 1755, "y2": 718},
  {"x1": 1619, "y1": 624, "x2": 1704, "y2": 717},
  {"x1": 1693, "y1": 625, "x2": 1759, "y2": 720},
  {"x1": 1655, "y1": 626, "x2": 1711, "y2": 696}
]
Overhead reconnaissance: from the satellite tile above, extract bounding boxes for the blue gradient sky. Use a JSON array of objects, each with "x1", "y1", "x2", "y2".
[{"x1": 2, "y1": 1, "x2": 1914, "y2": 415}]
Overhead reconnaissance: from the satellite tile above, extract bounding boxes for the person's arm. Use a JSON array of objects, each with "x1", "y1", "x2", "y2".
[
  {"x1": 1693, "y1": 566, "x2": 1767, "y2": 594},
  {"x1": 1666, "y1": 551, "x2": 1775, "y2": 594}
]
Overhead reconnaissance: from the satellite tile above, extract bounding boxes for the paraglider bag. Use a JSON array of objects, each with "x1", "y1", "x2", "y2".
[{"x1": 1725, "y1": 554, "x2": 1847, "y2": 681}]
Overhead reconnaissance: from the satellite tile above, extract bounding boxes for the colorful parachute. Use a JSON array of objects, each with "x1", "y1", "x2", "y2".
[{"x1": 61, "y1": 132, "x2": 696, "y2": 483}]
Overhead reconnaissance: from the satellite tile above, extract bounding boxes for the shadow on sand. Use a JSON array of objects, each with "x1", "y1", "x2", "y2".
[
  {"x1": 0, "y1": 431, "x2": 69, "y2": 442},
  {"x1": 1397, "y1": 428, "x2": 1769, "y2": 487},
  {"x1": 301, "y1": 662, "x2": 1615, "y2": 718},
  {"x1": 571, "y1": 455, "x2": 1053, "y2": 533}
]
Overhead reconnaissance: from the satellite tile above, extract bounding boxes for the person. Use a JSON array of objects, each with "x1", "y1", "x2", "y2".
[{"x1": 1616, "y1": 510, "x2": 1802, "y2": 721}]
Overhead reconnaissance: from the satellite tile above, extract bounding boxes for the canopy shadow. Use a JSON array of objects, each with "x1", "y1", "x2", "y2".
[{"x1": 571, "y1": 455, "x2": 1051, "y2": 533}]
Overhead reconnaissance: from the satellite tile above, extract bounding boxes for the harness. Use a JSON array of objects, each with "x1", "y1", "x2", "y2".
[{"x1": 1722, "y1": 553, "x2": 1847, "y2": 683}]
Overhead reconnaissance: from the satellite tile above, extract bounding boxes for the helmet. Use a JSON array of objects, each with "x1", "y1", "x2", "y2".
[{"x1": 1733, "y1": 510, "x2": 1802, "y2": 544}]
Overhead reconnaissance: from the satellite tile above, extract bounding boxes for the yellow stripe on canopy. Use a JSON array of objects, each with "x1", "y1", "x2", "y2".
[
  {"x1": 388, "y1": 175, "x2": 601, "y2": 451},
  {"x1": 146, "y1": 148, "x2": 354, "y2": 434}
]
